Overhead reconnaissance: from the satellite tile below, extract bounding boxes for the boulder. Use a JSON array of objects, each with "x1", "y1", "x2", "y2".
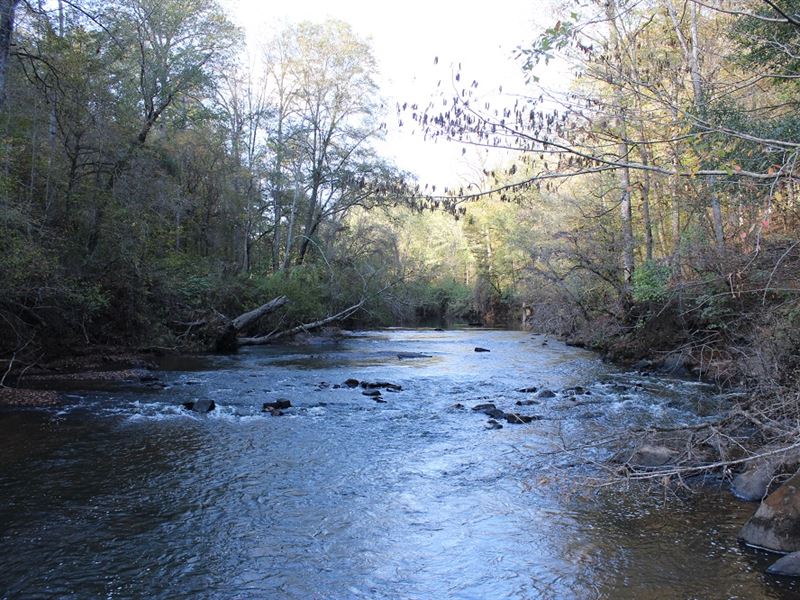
[
  {"x1": 474, "y1": 347, "x2": 491, "y2": 353},
  {"x1": 536, "y1": 389, "x2": 556, "y2": 399},
  {"x1": 732, "y1": 448, "x2": 800, "y2": 502},
  {"x1": 182, "y1": 399, "x2": 216, "y2": 413},
  {"x1": 740, "y1": 470, "x2": 800, "y2": 552},
  {"x1": 517, "y1": 386, "x2": 538, "y2": 393},
  {"x1": 262, "y1": 399, "x2": 291, "y2": 411},
  {"x1": 362, "y1": 389, "x2": 382, "y2": 397},
  {"x1": 343, "y1": 378, "x2": 360, "y2": 388},
  {"x1": 767, "y1": 551, "x2": 800, "y2": 577}
]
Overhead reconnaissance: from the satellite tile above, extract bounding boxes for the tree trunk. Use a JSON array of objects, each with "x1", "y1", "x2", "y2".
[
  {"x1": 607, "y1": 0, "x2": 635, "y2": 293},
  {"x1": 215, "y1": 295, "x2": 288, "y2": 352},
  {"x1": 239, "y1": 299, "x2": 364, "y2": 346},
  {"x1": 0, "y1": 0, "x2": 18, "y2": 112}
]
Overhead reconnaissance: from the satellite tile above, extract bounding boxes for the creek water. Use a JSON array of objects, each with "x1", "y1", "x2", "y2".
[{"x1": 0, "y1": 329, "x2": 798, "y2": 599}]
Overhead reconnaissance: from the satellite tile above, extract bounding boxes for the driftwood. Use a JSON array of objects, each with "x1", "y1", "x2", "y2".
[
  {"x1": 215, "y1": 296, "x2": 288, "y2": 352},
  {"x1": 239, "y1": 300, "x2": 364, "y2": 346}
]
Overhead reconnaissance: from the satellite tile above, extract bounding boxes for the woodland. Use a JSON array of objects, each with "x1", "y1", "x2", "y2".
[{"x1": 1, "y1": 0, "x2": 800, "y2": 444}]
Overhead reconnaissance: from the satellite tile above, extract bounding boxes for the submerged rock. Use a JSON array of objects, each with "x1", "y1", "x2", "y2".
[
  {"x1": 536, "y1": 389, "x2": 556, "y2": 399},
  {"x1": 485, "y1": 419, "x2": 503, "y2": 430},
  {"x1": 362, "y1": 389, "x2": 382, "y2": 397},
  {"x1": 182, "y1": 399, "x2": 216, "y2": 413},
  {"x1": 472, "y1": 403, "x2": 497, "y2": 412},
  {"x1": 629, "y1": 445, "x2": 675, "y2": 467},
  {"x1": 740, "y1": 470, "x2": 800, "y2": 552},
  {"x1": 474, "y1": 347, "x2": 491, "y2": 353},
  {"x1": 516, "y1": 386, "x2": 538, "y2": 393},
  {"x1": 262, "y1": 399, "x2": 291, "y2": 411},
  {"x1": 767, "y1": 551, "x2": 800, "y2": 577},
  {"x1": 515, "y1": 399, "x2": 539, "y2": 406},
  {"x1": 397, "y1": 352, "x2": 432, "y2": 359},
  {"x1": 452, "y1": 403, "x2": 465, "y2": 410}
]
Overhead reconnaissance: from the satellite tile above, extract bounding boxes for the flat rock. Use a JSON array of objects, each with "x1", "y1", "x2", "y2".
[
  {"x1": 474, "y1": 347, "x2": 491, "y2": 353},
  {"x1": 515, "y1": 399, "x2": 539, "y2": 406},
  {"x1": 517, "y1": 386, "x2": 538, "y2": 393},
  {"x1": 362, "y1": 389, "x2": 382, "y2": 397},
  {"x1": 767, "y1": 551, "x2": 800, "y2": 577},
  {"x1": 740, "y1": 470, "x2": 800, "y2": 552},
  {"x1": 472, "y1": 403, "x2": 497, "y2": 412}
]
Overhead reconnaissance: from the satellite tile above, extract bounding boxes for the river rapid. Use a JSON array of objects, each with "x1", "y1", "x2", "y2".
[{"x1": 0, "y1": 329, "x2": 797, "y2": 599}]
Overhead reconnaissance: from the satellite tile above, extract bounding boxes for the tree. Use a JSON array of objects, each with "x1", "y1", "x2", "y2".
[{"x1": 0, "y1": 0, "x2": 19, "y2": 110}]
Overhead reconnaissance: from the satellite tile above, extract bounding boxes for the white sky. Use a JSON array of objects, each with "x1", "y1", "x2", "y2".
[{"x1": 224, "y1": 0, "x2": 562, "y2": 187}]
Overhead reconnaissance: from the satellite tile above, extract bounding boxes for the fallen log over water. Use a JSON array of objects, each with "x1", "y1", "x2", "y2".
[
  {"x1": 238, "y1": 300, "x2": 365, "y2": 346},
  {"x1": 215, "y1": 296, "x2": 288, "y2": 352}
]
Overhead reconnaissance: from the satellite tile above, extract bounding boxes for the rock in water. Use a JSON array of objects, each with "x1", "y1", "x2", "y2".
[
  {"x1": 536, "y1": 389, "x2": 556, "y2": 399},
  {"x1": 474, "y1": 347, "x2": 491, "y2": 353},
  {"x1": 182, "y1": 399, "x2": 216, "y2": 413},
  {"x1": 361, "y1": 381, "x2": 402, "y2": 391},
  {"x1": 362, "y1": 389, "x2": 382, "y2": 397},
  {"x1": 505, "y1": 413, "x2": 541, "y2": 424},
  {"x1": 343, "y1": 378, "x2": 360, "y2": 388},
  {"x1": 732, "y1": 447, "x2": 800, "y2": 502},
  {"x1": 485, "y1": 419, "x2": 503, "y2": 430},
  {"x1": 517, "y1": 386, "x2": 538, "y2": 393},
  {"x1": 767, "y1": 551, "x2": 800, "y2": 577},
  {"x1": 262, "y1": 399, "x2": 292, "y2": 411},
  {"x1": 515, "y1": 400, "x2": 539, "y2": 406},
  {"x1": 740, "y1": 470, "x2": 800, "y2": 552},
  {"x1": 397, "y1": 352, "x2": 432, "y2": 359}
]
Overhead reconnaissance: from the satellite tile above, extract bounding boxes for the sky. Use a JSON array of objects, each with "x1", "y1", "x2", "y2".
[{"x1": 223, "y1": 0, "x2": 562, "y2": 187}]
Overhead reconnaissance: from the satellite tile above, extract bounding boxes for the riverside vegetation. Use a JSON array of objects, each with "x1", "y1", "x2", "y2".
[{"x1": 2, "y1": 0, "x2": 800, "y2": 578}]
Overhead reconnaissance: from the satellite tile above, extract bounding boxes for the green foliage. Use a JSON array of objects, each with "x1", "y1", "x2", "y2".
[{"x1": 632, "y1": 261, "x2": 671, "y2": 303}]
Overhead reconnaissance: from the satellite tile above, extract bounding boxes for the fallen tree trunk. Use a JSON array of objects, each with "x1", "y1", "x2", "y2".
[
  {"x1": 238, "y1": 299, "x2": 364, "y2": 346},
  {"x1": 215, "y1": 295, "x2": 288, "y2": 352}
]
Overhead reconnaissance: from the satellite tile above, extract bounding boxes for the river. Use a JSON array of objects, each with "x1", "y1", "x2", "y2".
[{"x1": 0, "y1": 329, "x2": 797, "y2": 599}]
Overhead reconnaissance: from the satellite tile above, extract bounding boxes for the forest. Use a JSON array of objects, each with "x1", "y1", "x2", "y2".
[
  {"x1": 1, "y1": 1, "x2": 800, "y2": 441},
  {"x1": 5, "y1": 0, "x2": 800, "y2": 592}
]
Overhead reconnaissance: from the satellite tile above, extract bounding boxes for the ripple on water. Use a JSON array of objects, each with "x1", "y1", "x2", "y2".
[{"x1": 0, "y1": 329, "x2": 796, "y2": 599}]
